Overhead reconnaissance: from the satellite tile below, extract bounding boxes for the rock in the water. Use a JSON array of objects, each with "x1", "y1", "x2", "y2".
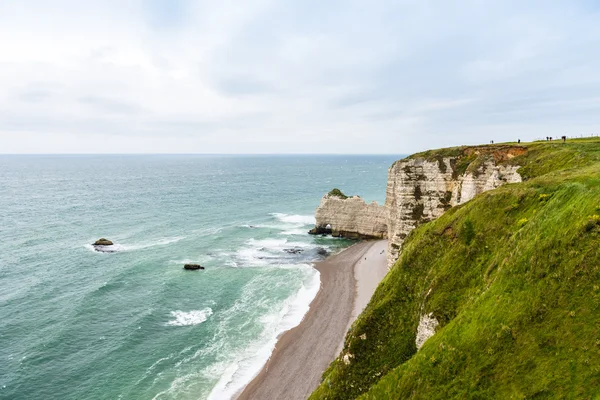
[
  {"x1": 93, "y1": 238, "x2": 113, "y2": 246},
  {"x1": 308, "y1": 226, "x2": 332, "y2": 235},
  {"x1": 184, "y1": 264, "x2": 205, "y2": 270},
  {"x1": 316, "y1": 247, "x2": 329, "y2": 257},
  {"x1": 312, "y1": 193, "x2": 387, "y2": 240},
  {"x1": 92, "y1": 238, "x2": 116, "y2": 253},
  {"x1": 283, "y1": 248, "x2": 303, "y2": 255}
]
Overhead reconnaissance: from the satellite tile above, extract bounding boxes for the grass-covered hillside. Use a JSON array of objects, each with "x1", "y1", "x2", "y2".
[{"x1": 311, "y1": 138, "x2": 600, "y2": 399}]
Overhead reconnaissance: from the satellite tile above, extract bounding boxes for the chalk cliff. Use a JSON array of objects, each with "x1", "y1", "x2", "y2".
[
  {"x1": 311, "y1": 191, "x2": 387, "y2": 239},
  {"x1": 310, "y1": 146, "x2": 526, "y2": 266},
  {"x1": 311, "y1": 138, "x2": 600, "y2": 400},
  {"x1": 386, "y1": 146, "x2": 525, "y2": 266}
]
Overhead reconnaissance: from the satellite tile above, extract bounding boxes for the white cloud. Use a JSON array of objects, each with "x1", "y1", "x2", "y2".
[{"x1": 1, "y1": 0, "x2": 600, "y2": 153}]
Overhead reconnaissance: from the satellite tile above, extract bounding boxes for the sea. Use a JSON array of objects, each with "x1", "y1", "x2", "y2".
[{"x1": 0, "y1": 154, "x2": 400, "y2": 400}]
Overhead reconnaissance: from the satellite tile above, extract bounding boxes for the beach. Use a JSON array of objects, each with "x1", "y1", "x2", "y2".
[{"x1": 238, "y1": 239, "x2": 389, "y2": 400}]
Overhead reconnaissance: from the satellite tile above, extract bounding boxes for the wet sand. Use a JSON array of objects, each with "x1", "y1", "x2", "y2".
[{"x1": 237, "y1": 240, "x2": 388, "y2": 400}]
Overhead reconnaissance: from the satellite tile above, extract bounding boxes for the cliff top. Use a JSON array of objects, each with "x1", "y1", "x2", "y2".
[
  {"x1": 327, "y1": 188, "x2": 349, "y2": 199},
  {"x1": 394, "y1": 137, "x2": 600, "y2": 180},
  {"x1": 312, "y1": 137, "x2": 600, "y2": 400}
]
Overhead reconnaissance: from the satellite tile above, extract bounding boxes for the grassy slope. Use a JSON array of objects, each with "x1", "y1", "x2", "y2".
[{"x1": 311, "y1": 138, "x2": 600, "y2": 400}]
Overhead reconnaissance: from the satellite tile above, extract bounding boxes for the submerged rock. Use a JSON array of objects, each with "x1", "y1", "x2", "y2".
[
  {"x1": 316, "y1": 247, "x2": 329, "y2": 257},
  {"x1": 184, "y1": 264, "x2": 205, "y2": 270},
  {"x1": 283, "y1": 248, "x2": 303, "y2": 255}
]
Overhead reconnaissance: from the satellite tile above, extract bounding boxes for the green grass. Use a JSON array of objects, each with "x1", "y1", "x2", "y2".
[
  {"x1": 310, "y1": 138, "x2": 600, "y2": 400},
  {"x1": 328, "y1": 188, "x2": 349, "y2": 199}
]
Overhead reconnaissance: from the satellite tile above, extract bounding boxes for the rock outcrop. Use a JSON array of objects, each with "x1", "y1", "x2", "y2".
[
  {"x1": 92, "y1": 238, "x2": 115, "y2": 253},
  {"x1": 309, "y1": 146, "x2": 526, "y2": 264},
  {"x1": 310, "y1": 190, "x2": 387, "y2": 239},
  {"x1": 415, "y1": 313, "x2": 439, "y2": 350},
  {"x1": 93, "y1": 238, "x2": 113, "y2": 246},
  {"x1": 386, "y1": 145, "x2": 525, "y2": 266},
  {"x1": 184, "y1": 264, "x2": 204, "y2": 270}
]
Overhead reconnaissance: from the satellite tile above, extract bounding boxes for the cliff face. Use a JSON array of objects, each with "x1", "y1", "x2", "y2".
[
  {"x1": 312, "y1": 139, "x2": 600, "y2": 400},
  {"x1": 313, "y1": 194, "x2": 387, "y2": 239},
  {"x1": 385, "y1": 146, "x2": 525, "y2": 266}
]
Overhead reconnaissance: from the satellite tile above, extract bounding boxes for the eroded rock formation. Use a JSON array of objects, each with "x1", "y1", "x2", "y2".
[
  {"x1": 310, "y1": 192, "x2": 387, "y2": 239},
  {"x1": 309, "y1": 146, "x2": 525, "y2": 264},
  {"x1": 386, "y1": 146, "x2": 524, "y2": 266}
]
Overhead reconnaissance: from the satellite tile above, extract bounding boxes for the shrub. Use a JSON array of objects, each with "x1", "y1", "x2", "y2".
[
  {"x1": 328, "y1": 188, "x2": 348, "y2": 199},
  {"x1": 462, "y1": 219, "x2": 475, "y2": 245}
]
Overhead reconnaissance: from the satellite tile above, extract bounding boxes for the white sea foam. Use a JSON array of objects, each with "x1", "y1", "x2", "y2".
[
  {"x1": 237, "y1": 213, "x2": 314, "y2": 236},
  {"x1": 247, "y1": 238, "x2": 317, "y2": 250},
  {"x1": 123, "y1": 237, "x2": 185, "y2": 251},
  {"x1": 168, "y1": 259, "x2": 196, "y2": 265},
  {"x1": 85, "y1": 237, "x2": 184, "y2": 253},
  {"x1": 134, "y1": 353, "x2": 175, "y2": 386},
  {"x1": 189, "y1": 226, "x2": 224, "y2": 236},
  {"x1": 235, "y1": 238, "x2": 321, "y2": 267},
  {"x1": 166, "y1": 308, "x2": 213, "y2": 327},
  {"x1": 84, "y1": 243, "x2": 126, "y2": 253},
  {"x1": 207, "y1": 265, "x2": 321, "y2": 400},
  {"x1": 280, "y1": 228, "x2": 307, "y2": 235},
  {"x1": 270, "y1": 213, "x2": 315, "y2": 225},
  {"x1": 151, "y1": 372, "x2": 202, "y2": 400},
  {"x1": 168, "y1": 256, "x2": 213, "y2": 266}
]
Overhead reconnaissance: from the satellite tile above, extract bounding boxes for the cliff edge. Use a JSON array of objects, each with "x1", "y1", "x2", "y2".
[
  {"x1": 386, "y1": 145, "x2": 525, "y2": 266},
  {"x1": 311, "y1": 138, "x2": 600, "y2": 400}
]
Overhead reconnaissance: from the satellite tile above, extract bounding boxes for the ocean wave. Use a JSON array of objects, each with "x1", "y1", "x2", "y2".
[
  {"x1": 280, "y1": 228, "x2": 308, "y2": 235},
  {"x1": 165, "y1": 308, "x2": 213, "y2": 327},
  {"x1": 246, "y1": 238, "x2": 318, "y2": 250},
  {"x1": 151, "y1": 372, "x2": 203, "y2": 400},
  {"x1": 85, "y1": 237, "x2": 184, "y2": 253},
  {"x1": 240, "y1": 223, "x2": 281, "y2": 230},
  {"x1": 207, "y1": 266, "x2": 320, "y2": 400},
  {"x1": 270, "y1": 213, "x2": 315, "y2": 226},
  {"x1": 84, "y1": 243, "x2": 126, "y2": 253},
  {"x1": 123, "y1": 237, "x2": 185, "y2": 251},
  {"x1": 237, "y1": 214, "x2": 314, "y2": 236},
  {"x1": 235, "y1": 238, "x2": 324, "y2": 267}
]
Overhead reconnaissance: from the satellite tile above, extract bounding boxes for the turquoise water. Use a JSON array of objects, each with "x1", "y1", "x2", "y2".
[{"x1": 0, "y1": 155, "x2": 399, "y2": 400}]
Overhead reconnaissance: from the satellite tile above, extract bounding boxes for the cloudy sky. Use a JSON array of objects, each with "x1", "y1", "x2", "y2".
[{"x1": 1, "y1": 0, "x2": 599, "y2": 154}]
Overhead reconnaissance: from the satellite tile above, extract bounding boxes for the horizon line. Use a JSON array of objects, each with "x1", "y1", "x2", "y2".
[{"x1": 0, "y1": 153, "x2": 409, "y2": 156}]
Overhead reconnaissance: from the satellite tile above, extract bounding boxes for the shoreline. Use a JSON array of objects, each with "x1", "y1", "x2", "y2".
[{"x1": 237, "y1": 239, "x2": 388, "y2": 400}]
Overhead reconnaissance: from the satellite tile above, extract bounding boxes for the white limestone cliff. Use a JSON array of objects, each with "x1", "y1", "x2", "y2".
[
  {"x1": 385, "y1": 148, "x2": 524, "y2": 266},
  {"x1": 310, "y1": 146, "x2": 525, "y2": 267},
  {"x1": 312, "y1": 194, "x2": 387, "y2": 239}
]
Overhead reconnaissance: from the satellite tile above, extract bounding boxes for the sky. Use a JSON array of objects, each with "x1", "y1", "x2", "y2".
[{"x1": 1, "y1": 0, "x2": 599, "y2": 154}]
